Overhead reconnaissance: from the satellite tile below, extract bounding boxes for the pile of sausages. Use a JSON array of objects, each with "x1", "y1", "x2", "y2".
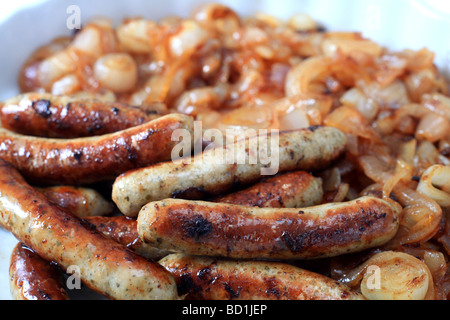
[{"x1": 0, "y1": 93, "x2": 402, "y2": 300}]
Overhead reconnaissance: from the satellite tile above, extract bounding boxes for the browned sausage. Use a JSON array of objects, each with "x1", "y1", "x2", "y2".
[
  {"x1": 137, "y1": 197, "x2": 401, "y2": 260},
  {"x1": 114, "y1": 126, "x2": 347, "y2": 217},
  {"x1": 84, "y1": 216, "x2": 170, "y2": 261},
  {"x1": 159, "y1": 253, "x2": 365, "y2": 300},
  {"x1": 9, "y1": 243, "x2": 69, "y2": 301},
  {"x1": 0, "y1": 93, "x2": 167, "y2": 138},
  {"x1": 0, "y1": 160, "x2": 178, "y2": 300},
  {"x1": 212, "y1": 171, "x2": 323, "y2": 208},
  {"x1": 0, "y1": 113, "x2": 193, "y2": 185},
  {"x1": 84, "y1": 173, "x2": 321, "y2": 259},
  {"x1": 6, "y1": 173, "x2": 323, "y2": 299},
  {"x1": 39, "y1": 186, "x2": 115, "y2": 218},
  {"x1": 22, "y1": 171, "x2": 323, "y2": 263}
]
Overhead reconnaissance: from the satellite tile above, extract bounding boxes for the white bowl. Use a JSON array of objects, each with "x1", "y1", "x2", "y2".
[{"x1": 0, "y1": 0, "x2": 449, "y2": 300}]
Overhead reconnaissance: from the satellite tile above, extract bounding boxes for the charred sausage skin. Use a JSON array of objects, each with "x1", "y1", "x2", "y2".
[
  {"x1": 9, "y1": 243, "x2": 69, "y2": 301},
  {"x1": 138, "y1": 197, "x2": 400, "y2": 260},
  {"x1": 11, "y1": 170, "x2": 325, "y2": 287},
  {"x1": 83, "y1": 173, "x2": 323, "y2": 259},
  {"x1": 213, "y1": 171, "x2": 323, "y2": 208},
  {"x1": 0, "y1": 113, "x2": 194, "y2": 185},
  {"x1": 0, "y1": 93, "x2": 165, "y2": 138},
  {"x1": 160, "y1": 254, "x2": 365, "y2": 300}
]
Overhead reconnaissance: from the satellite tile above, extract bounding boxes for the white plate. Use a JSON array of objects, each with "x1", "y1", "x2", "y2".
[{"x1": 0, "y1": 0, "x2": 449, "y2": 300}]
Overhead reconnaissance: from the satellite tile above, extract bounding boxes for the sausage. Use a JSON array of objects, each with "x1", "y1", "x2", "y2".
[
  {"x1": 39, "y1": 186, "x2": 115, "y2": 218},
  {"x1": 83, "y1": 173, "x2": 322, "y2": 259},
  {"x1": 0, "y1": 160, "x2": 178, "y2": 300},
  {"x1": 113, "y1": 126, "x2": 347, "y2": 217},
  {"x1": 14, "y1": 170, "x2": 322, "y2": 272},
  {"x1": 212, "y1": 171, "x2": 323, "y2": 208},
  {"x1": 9, "y1": 243, "x2": 69, "y2": 301},
  {"x1": 6, "y1": 173, "x2": 322, "y2": 299},
  {"x1": 0, "y1": 113, "x2": 194, "y2": 185},
  {"x1": 0, "y1": 93, "x2": 166, "y2": 138},
  {"x1": 159, "y1": 253, "x2": 365, "y2": 300},
  {"x1": 137, "y1": 197, "x2": 400, "y2": 260},
  {"x1": 84, "y1": 216, "x2": 171, "y2": 261}
]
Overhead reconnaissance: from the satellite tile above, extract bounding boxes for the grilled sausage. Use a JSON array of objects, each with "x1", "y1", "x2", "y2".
[
  {"x1": 84, "y1": 216, "x2": 170, "y2": 261},
  {"x1": 83, "y1": 173, "x2": 322, "y2": 259},
  {"x1": 34, "y1": 171, "x2": 324, "y2": 261},
  {"x1": 39, "y1": 186, "x2": 115, "y2": 218},
  {"x1": 9, "y1": 243, "x2": 69, "y2": 301},
  {"x1": 159, "y1": 253, "x2": 365, "y2": 300},
  {"x1": 0, "y1": 93, "x2": 166, "y2": 138},
  {"x1": 137, "y1": 197, "x2": 400, "y2": 260},
  {"x1": 6, "y1": 172, "x2": 323, "y2": 299},
  {"x1": 0, "y1": 160, "x2": 178, "y2": 300},
  {"x1": 212, "y1": 171, "x2": 323, "y2": 208},
  {"x1": 0, "y1": 113, "x2": 193, "y2": 185},
  {"x1": 114, "y1": 126, "x2": 347, "y2": 217}
]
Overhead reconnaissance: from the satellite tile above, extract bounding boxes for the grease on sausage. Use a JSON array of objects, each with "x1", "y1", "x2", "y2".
[
  {"x1": 137, "y1": 197, "x2": 401, "y2": 260},
  {"x1": 9, "y1": 243, "x2": 69, "y2": 301}
]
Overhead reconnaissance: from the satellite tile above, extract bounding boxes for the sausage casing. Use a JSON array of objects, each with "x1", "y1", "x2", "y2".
[
  {"x1": 0, "y1": 93, "x2": 165, "y2": 138},
  {"x1": 137, "y1": 197, "x2": 400, "y2": 260},
  {"x1": 9, "y1": 243, "x2": 69, "y2": 301},
  {"x1": 84, "y1": 216, "x2": 170, "y2": 260},
  {"x1": 83, "y1": 172, "x2": 322, "y2": 260},
  {"x1": 39, "y1": 186, "x2": 114, "y2": 218},
  {"x1": 213, "y1": 171, "x2": 323, "y2": 208},
  {"x1": 0, "y1": 160, "x2": 178, "y2": 300},
  {"x1": 159, "y1": 253, "x2": 365, "y2": 300},
  {"x1": 0, "y1": 113, "x2": 193, "y2": 185},
  {"x1": 114, "y1": 126, "x2": 347, "y2": 217}
]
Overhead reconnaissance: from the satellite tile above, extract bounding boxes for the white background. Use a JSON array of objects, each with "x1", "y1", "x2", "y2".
[{"x1": 0, "y1": 0, "x2": 449, "y2": 300}]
